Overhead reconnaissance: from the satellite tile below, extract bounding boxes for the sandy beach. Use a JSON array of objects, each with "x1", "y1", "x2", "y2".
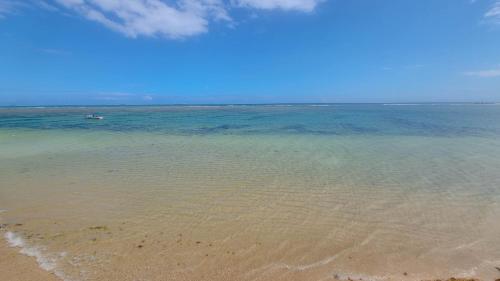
[
  {"x1": 0, "y1": 232, "x2": 59, "y2": 281},
  {"x1": 0, "y1": 236, "x2": 489, "y2": 281}
]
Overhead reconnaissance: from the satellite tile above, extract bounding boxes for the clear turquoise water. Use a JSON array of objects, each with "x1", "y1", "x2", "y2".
[
  {"x1": 1, "y1": 104, "x2": 500, "y2": 137},
  {"x1": 0, "y1": 104, "x2": 500, "y2": 281}
]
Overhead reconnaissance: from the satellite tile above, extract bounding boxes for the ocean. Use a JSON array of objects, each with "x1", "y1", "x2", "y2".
[{"x1": 1, "y1": 104, "x2": 499, "y2": 281}]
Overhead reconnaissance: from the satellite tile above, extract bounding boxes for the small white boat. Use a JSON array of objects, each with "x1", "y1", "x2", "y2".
[{"x1": 85, "y1": 114, "x2": 104, "y2": 120}]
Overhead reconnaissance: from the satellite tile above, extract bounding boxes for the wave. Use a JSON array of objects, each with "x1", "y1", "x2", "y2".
[
  {"x1": 4, "y1": 231, "x2": 69, "y2": 280},
  {"x1": 245, "y1": 253, "x2": 384, "y2": 281},
  {"x1": 279, "y1": 253, "x2": 340, "y2": 271}
]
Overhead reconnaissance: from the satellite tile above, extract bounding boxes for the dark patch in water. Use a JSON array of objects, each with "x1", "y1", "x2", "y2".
[
  {"x1": 247, "y1": 115, "x2": 273, "y2": 121},
  {"x1": 280, "y1": 125, "x2": 335, "y2": 135},
  {"x1": 386, "y1": 117, "x2": 498, "y2": 137},
  {"x1": 280, "y1": 124, "x2": 378, "y2": 135},
  {"x1": 338, "y1": 123, "x2": 379, "y2": 134},
  {"x1": 192, "y1": 124, "x2": 251, "y2": 134}
]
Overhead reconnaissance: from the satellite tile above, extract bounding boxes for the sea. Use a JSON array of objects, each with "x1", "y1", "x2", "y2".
[{"x1": 0, "y1": 104, "x2": 499, "y2": 281}]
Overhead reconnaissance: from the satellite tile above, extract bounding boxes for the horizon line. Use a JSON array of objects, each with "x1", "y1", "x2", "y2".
[{"x1": 1, "y1": 101, "x2": 499, "y2": 108}]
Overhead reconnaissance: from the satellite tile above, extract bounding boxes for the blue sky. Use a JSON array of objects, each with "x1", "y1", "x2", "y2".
[{"x1": 1, "y1": 0, "x2": 500, "y2": 105}]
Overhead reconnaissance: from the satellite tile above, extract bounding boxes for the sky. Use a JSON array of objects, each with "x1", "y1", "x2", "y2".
[{"x1": 0, "y1": 0, "x2": 500, "y2": 105}]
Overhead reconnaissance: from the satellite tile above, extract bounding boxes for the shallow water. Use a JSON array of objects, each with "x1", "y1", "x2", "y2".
[{"x1": 1, "y1": 104, "x2": 500, "y2": 281}]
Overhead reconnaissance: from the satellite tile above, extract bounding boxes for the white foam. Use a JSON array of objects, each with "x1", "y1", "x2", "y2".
[
  {"x1": 287, "y1": 254, "x2": 340, "y2": 271},
  {"x1": 5, "y1": 231, "x2": 24, "y2": 247},
  {"x1": 5, "y1": 231, "x2": 57, "y2": 271},
  {"x1": 247, "y1": 253, "x2": 340, "y2": 275},
  {"x1": 246, "y1": 259, "x2": 384, "y2": 281},
  {"x1": 4, "y1": 231, "x2": 70, "y2": 280}
]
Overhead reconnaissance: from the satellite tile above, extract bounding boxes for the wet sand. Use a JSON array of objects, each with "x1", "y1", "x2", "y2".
[
  {"x1": 0, "y1": 232, "x2": 59, "y2": 281},
  {"x1": 0, "y1": 238, "x2": 489, "y2": 281}
]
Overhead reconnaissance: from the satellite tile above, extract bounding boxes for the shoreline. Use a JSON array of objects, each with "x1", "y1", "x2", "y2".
[
  {"x1": 0, "y1": 230, "x2": 491, "y2": 281},
  {"x1": 0, "y1": 231, "x2": 60, "y2": 281}
]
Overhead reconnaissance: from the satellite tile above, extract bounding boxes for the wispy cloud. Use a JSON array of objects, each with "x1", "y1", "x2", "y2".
[
  {"x1": 484, "y1": 0, "x2": 500, "y2": 24},
  {"x1": 464, "y1": 69, "x2": 500, "y2": 77},
  {"x1": 34, "y1": 0, "x2": 60, "y2": 12},
  {"x1": 0, "y1": 0, "x2": 27, "y2": 18},
  {"x1": 50, "y1": 0, "x2": 321, "y2": 39},
  {"x1": 142, "y1": 95, "x2": 154, "y2": 101},
  {"x1": 95, "y1": 92, "x2": 136, "y2": 101},
  {"x1": 94, "y1": 92, "x2": 155, "y2": 102},
  {"x1": 3, "y1": 0, "x2": 323, "y2": 38},
  {"x1": 52, "y1": 0, "x2": 229, "y2": 39},
  {"x1": 0, "y1": 1, "x2": 12, "y2": 18},
  {"x1": 233, "y1": 0, "x2": 322, "y2": 12}
]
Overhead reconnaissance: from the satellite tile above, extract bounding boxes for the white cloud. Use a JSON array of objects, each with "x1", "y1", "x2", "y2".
[
  {"x1": 48, "y1": 0, "x2": 320, "y2": 39},
  {"x1": 2, "y1": 0, "x2": 323, "y2": 38},
  {"x1": 0, "y1": 1, "x2": 11, "y2": 15},
  {"x1": 94, "y1": 92, "x2": 155, "y2": 102},
  {"x1": 53, "y1": 0, "x2": 229, "y2": 38},
  {"x1": 233, "y1": 0, "x2": 321, "y2": 12},
  {"x1": 1, "y1": 1, "x2": 59, "y2": 19},
  {"x1": 0, "y1": 2, "x2": 10, "y2": 18},
  {"x1": 464, "y1": 69, "x2": 500, "y2": 77},
  {"x1": 94, "y1": 92, "x2": 136, "y2": 100},
  {"x1": 484, "y1": 0, "x2": 500, "y2": 24},
  {"x1": 34, "y1": 1, "x2": 60, "y2": 12},
  {"x1": 0, "y1": 0, "x2": 25, "y2": 18}
]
